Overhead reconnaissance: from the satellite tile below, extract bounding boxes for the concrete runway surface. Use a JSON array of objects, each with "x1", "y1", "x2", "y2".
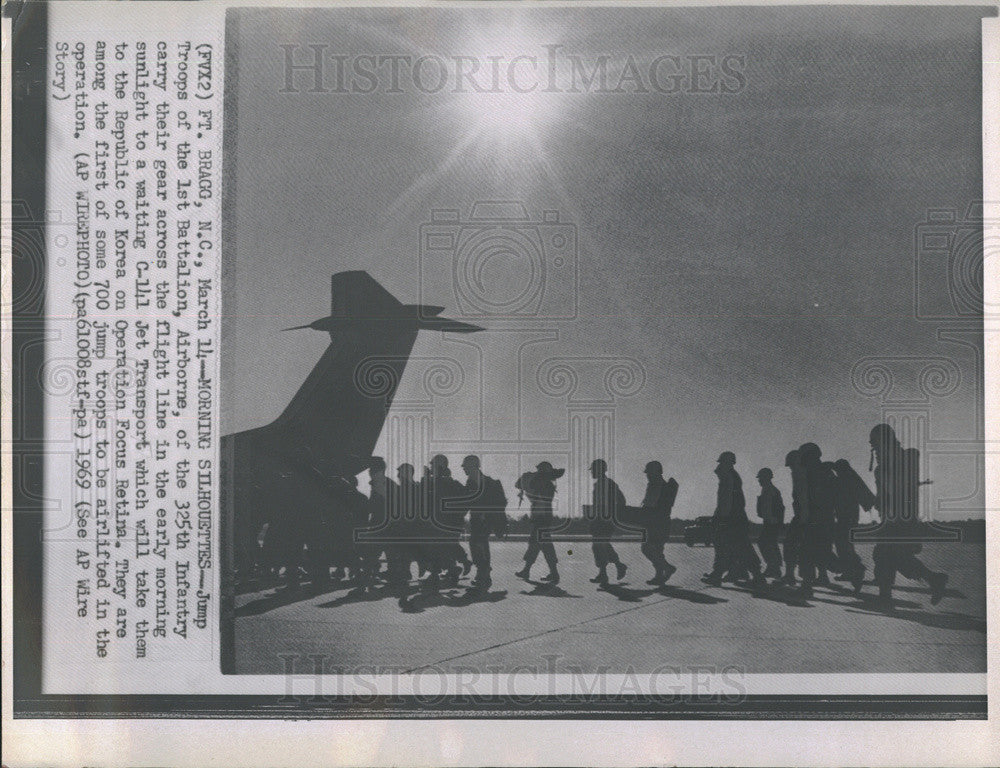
[{"x1": 232, "y1": 541, "x2": 986, "y2": 675}]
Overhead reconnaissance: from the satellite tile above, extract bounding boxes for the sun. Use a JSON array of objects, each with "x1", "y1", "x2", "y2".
[{"x1": 453, "y1": 22, "x2": 566, "y2": 143}]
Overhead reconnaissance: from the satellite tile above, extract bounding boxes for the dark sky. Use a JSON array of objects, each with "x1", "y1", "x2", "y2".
[{"x1": 224, "y1": 5, "x2": 988, "y2": 517}]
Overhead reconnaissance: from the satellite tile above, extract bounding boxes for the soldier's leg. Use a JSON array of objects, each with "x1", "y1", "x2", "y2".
[
  {"x1": 894, "y1": 543, "x2": 933, "y2": 582},
  {"x1": 872, "y1": 543, "x2": 896, "y2": 600},
  {"x1": 640, "y1": 540, "x2": 654, "y2": 567},
  {"x1": 523, "y1": 536, "x2": 540, "y2": 566},
  {"x1": 591, "y1": 539, "x2": 606, "y2": 569},
  {"x1": 469, "y1": 536, "x2": 489, "y2": 576},
  {"x1": 641, "y1": 538, "x2": 666, "y2": 574},
  {"x1": 782, "y1": 520, "x2": 800, "y2": 582},
  {"x1": 761, "y1": 525, "x2": 781, "y2": 575},
  {"x1": 799, "y1": 525, "x2": 820, "y2": 587},
  {"x1": 606, "y1": 542, "x2": 622, "y2": 565},
  {"x1": 541, "y1": 542, "x2": 559, "y2": 573},
  {"x1": 706, "y1": 523, "x2": 733, "y2": 582}
]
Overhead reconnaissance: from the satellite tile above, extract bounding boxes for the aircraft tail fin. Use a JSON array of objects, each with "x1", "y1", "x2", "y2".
[{"x1": 332, "y1": 270, "x2": 402, "y2": 318}]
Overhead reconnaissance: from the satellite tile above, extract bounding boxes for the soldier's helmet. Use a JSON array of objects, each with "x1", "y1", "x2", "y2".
[
  {"x1": 717, "y1": 451, "x2": 736, "y2": 465},
  {"x1": 869, "y1": 423, "x2": 897, "y2": 449},
  {"x1": 756, "y1": 467, "x2": 773, "y2": 480},
  {"x1": 590, "y1": 458, "x2": 608, "y2": 474},
  {"x1": 397, "y1": 462, "x2": 415, "y2": 480},
  {"x1": 535, "y1": 461, "x2": 566, "y2": 479},
  {"x1": 368, "y1": 456, "x2": 386, "y2": 473},
  {"x1": 461, "y1": 455, "x2": 481, "y2": 471},
  {"x1": 784, "y1": 449, "x2": 799, "y2": 467},
  {"x1": 644, "y1": 460, "x2": 663, "y2": 475},
  {"x1": 798, "y1": 442, "x2": 822, "y2": 463},
  {"x1": 430, "y1": 454, "x2": 449, "y2": 472}
]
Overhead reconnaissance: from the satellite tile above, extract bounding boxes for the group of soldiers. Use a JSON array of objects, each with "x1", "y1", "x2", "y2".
[
  {"x1": 248, "y1": 422, "x2": 950, "y2": 610},
  {"x1": 700, "y1": 422, "x2": 950, "y2": 608}
]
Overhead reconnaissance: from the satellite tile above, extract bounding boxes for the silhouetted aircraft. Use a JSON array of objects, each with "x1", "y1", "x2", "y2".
[{"x1": 222, "y1": 271, "x2": 483, "y2": 576}]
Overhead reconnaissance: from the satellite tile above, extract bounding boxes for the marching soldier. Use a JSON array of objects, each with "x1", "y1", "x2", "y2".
[
  {"x1": 588, "y1": 459, "x2": 628, "y2": 585},
  {"x1": 515, "y1": 462, "x2": 563, "y2": 584},
  {"x1": 754, "y1": 468, "x2": 785, "y2": 579},
  {"x1": 796, "y1": 443, "x2": 841, "y2": 597},
  {"x1": 702, "y1": 452, "x2": 764, "y2": 588},
  {"x1": 832, "y1": 458, "x2": 869, "y2": 593},
  {"x1": 396, "y1": 463, "x2": 425, "y2": 579},
  {"x1": 867, "y1": 423, "x2": 948, "y2": 609},
  {"x1": 461, "y1": 455, "x2": 509, "y2": 590},
  {"x1": 367, "y1": 457, "x2": 407, "y2": 590},
  {"x1": 782, "y1": 449, "x2": 804, "y2": 586},
  {"x1": 422, "y1": 454, "x2": 471, "y2": 586},
  {"x1": 638, "y1": 461, "x2": 678, "y2": 585}
]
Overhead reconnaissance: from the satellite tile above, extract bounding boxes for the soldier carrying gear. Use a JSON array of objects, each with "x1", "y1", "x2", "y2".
[
  {"x1": 867, "y1": 423, "x2": 948, "y2": 609},
  {"x1": 831, "y1": 458, "x2": 869, "y2": 593},
  {"x1": 515, "y1": 462, "x2": 563, "y2": 584},
  {"x1": 796, "y1": 442, "x2": 842, "y2": 596},
  {"x1": 461, "y1": 455, "x2": 509, "y2": 590},
  {"x1": 638, "y1": 461, "x2": 679, "y2": 585},
  {"x1": 422, "y1": 454, "x2": 472, "y2": 587}
]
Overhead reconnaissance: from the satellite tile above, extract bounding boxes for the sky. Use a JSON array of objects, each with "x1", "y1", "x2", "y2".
[{"x1": 222, "y1": 5, "x2": 989, "y2": 518}]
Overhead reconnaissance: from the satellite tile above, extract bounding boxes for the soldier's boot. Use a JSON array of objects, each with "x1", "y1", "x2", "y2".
[
  {"x1": 928, "y1": 572, "x2": 949, "y2": 605},
  {"x1": 514, "y1": 565, "x2": 531, "y2": 580},
  {"x1": 541, "y1": 569, "x2": 559, "y2": 585},
  {"x1": 590, "y1": 567, "x2": 608, "y2": 584},
  {"x1": 615, "y1": 561, "x2": 628, "y2": 581},
  {"x1": 850, "y1": 564, "x2": 866, "y2": 596}
]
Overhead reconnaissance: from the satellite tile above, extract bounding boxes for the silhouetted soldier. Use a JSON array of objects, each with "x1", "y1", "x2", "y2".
[
  {"x1": 423, "y1": 454, "x2": 471, "y2": 585},
  {"x1": 514, "y1": 461, "x2": 563, "y2": 584},
  {"x1": 832, "y1": 457, "x2": 870, "y2": 593},
  {"x1": 367, "y1": 457, "x2": 406, "y2": 590},
  {"x1": 461, "y1": 455, "x2": 509, "y2": 590},
  {"x1": 396, "y1": 463, "x2": 424, "y2": 579},
  {"x1": 754, "y1": 468, "x2": 785, "y2": 579},
  {"x1": 797, "y1": 443, "x2": 841, "y2": 597},
  {"x1": 868, "y1": 423, "x2": 948, "y2": 609},
  {"x1": 588, "y1": 459, "x2": 628, "y2": 585},
  {"x1": 281, "y1": 448, "x2": 336, "y2": 590},
  {"x1": 781, "y1": 449, "x2": 804, "y2": 585},
  {"x1": 638, "y1": 461, "x2": 678, "y2": 584},
  {"x1": 702, "y1": 452, "x2": 764, "y2": 588},
  {"x1": 343, "y1": 475, "x2": 375, "y2": 586}
]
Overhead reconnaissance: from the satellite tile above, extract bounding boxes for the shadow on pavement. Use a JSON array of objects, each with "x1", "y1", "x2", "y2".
[
  {"x1": 656, "y1": 583, "x2": 730, "y2": 605},
  {"x1": 235, "y1": 581, "x2": 347, "y2": 616},
  {"x1": 519, "y1": 579, "x2": 582, "y2": 599},
  {"x1": 596, "y1": 582, "x2": 731, "y2": 605},
  {"x1": 715, "y1": 581, "x2": 812, "y2": 608},
  {"x1": 839, "y1": 598, "x2": 987, "y2": 633},
  {"x1": 398, "y1": 588, "x2": 508, "y2": 614}
]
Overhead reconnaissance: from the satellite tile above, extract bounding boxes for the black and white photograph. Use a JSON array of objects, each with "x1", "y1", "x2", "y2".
[
  {"x1": 4, "y1": 0, "x2": 1000, "y2": 765},
  {"x1": 220, "y1": 5, "x2": 988, "y2": 682}
]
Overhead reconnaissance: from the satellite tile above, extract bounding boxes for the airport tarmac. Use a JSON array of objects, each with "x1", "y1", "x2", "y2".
[{"x1": 232, "y1": 541, "x2": 986, "y2": 675}]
